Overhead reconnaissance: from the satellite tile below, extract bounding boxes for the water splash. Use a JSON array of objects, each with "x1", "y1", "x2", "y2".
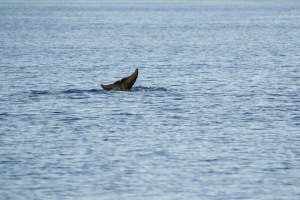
[{"x1": 131, "y1": 86, "x2": 168, "y2": 92}]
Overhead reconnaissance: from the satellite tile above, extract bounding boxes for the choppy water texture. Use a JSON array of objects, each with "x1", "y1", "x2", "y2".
[{"x1": 1, "y1": 1, "x2": 300, "y2": 200}]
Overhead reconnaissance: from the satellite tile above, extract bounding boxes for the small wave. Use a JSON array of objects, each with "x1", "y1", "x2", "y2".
[
  {"x1": 0, "y1": 112, "x2": 10, "y2": 116},
  {"x1": 30, "y1": 87, "x2": 165, "y2": 95},
  {"x1": 59, "y1": 117, "x2": 82, "y2": 122},
  {"x1": 62, "y1": 89, "x2": 102, "y2": 94},
  {"x1": 30, "y1": 89, "x2": 102, "y2": 95},
  {"x1": 61, "y1": 89, "x2": 103, "y2": 100},
  {"x1": 132, "y1": 86, "x2": 167, "y2": 92},
  {"x1": 30, "y1": 90, "x2": 50, "y2": 95},
  {"x1": 113, "y1": 112, "x2": 135, "y2": 116},
  {"x1": 0, "y1": 112, "x2": 10, "y2": 121}
]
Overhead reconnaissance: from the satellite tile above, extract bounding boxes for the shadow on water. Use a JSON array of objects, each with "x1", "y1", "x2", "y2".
[
  {"x1": 30, "y1": 89, "x2": 102, "y2": 95},
  {"x1": 30, "y1": 86, "x2": 167, "y2": 96}
]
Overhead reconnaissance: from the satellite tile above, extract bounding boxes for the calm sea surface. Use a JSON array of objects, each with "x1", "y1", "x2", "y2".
[{"x1": 1, "y1": 1, "x2": 300, "y2": 200}]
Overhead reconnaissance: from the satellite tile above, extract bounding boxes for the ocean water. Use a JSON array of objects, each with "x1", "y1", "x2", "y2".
[{"x1": 1, "y1": 1, "x2": 300, "y2": 200}]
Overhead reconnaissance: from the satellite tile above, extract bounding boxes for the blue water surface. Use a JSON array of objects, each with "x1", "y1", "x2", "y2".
[{"x1": 1, "y1": 1, "x2": 300, "y2": 200}]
